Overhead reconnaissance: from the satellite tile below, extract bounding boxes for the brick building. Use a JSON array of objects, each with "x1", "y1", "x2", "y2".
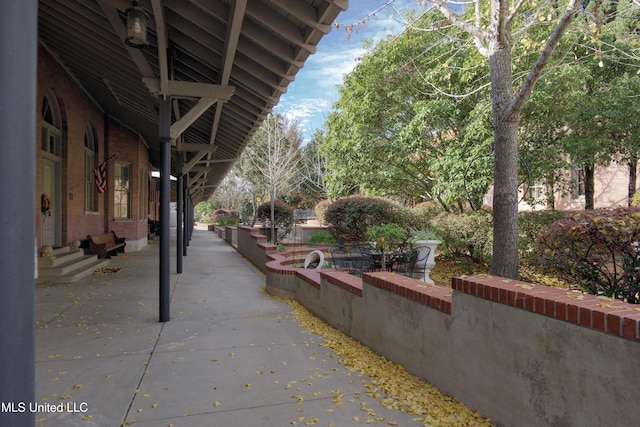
[{"x1": 37, "y1": 46, "x2": 151, "y2": 253}]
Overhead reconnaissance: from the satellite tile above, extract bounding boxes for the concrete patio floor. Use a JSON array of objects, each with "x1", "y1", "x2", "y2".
[{"x1": 35, "y1": 229, "x2": 424, "y2": 427}]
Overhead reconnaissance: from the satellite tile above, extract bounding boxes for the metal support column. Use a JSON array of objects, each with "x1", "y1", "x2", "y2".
[
  {"x1": 183, "y1": 179, "x2": 188, "y2": 256},
  {"x1": 159, "y1": 96, "x2": 171, "y2": 322},
  {"x1": 0, "y1": 2, "x2": 37, "y2": 425},
  {"x1": 188, "y1": 197, "x2": 194, "y2": 242},
  {"x1": 176, "y1": 152, "x2": 183, "y2": 274}
]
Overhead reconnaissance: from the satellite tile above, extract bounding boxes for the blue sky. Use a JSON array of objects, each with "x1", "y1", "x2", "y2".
[{"x1": 278, "y1": 0, "x2": 424, "y2": 142}]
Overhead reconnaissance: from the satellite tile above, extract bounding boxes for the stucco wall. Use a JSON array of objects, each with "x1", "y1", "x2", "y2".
[
  {"x1": 237, "y1": 226, "x2": 278, "y2": 273},
  {"x1": 228, "y1": 229, "x2": 640, "y2": 427}
]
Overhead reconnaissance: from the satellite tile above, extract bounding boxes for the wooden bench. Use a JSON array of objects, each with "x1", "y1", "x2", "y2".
[{"x1": 87, "y1": 231, "x2": 126, "y2": 259}]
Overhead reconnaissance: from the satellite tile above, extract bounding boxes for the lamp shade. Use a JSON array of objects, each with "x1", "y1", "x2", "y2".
[{"x1": 125, "y1": 3, "x2": 149, "y2": 48}]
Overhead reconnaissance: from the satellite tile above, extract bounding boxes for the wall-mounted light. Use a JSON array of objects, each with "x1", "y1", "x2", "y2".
[{"x1": 125, "y1": 1, "x2": 149, "y2": 48}]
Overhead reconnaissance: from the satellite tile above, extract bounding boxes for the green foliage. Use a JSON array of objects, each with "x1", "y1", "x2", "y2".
[
  {"x1": 256, "y1": 200, "x2": 294, "y2": 242},
  {"x1": 308, "y1": 231, "x2": 337, "y2": 245},
  {"x1": 632, "y1": 192, "x2": 640, "y2": 207},
  {"x1": 324, "y1": 196, "x2": 400, "y2": 242},
  {"x1": 366, "y1": 224, "x2": 409, "y2": 251},
  {"x1": 399, "y1": 202, "x2": 446, "y2": 231},
  {"x1": 409, "y1": 227, "x2": 440, "y2": 242},
  {"x1": 538, "y1": 207, "x2": 640, "y2": 303},
  {"x1": 518, "y1": 210, "x2": 567, "y2": 267},
  {"x1": 314, "y1": 199, "x2": 331, "y2": 226},
  {"x1": 431, "y1": 210, "x2": 493, "y2": 264},
  {"x1": 217, "y1": 214, "x2": 239, "y2": 227},
  {"x1": 321, "y1": 11, "x2": 493, "y2": 206},
  {"x1": 195, "y1": 199, "x2": 220, "y2": 222}
]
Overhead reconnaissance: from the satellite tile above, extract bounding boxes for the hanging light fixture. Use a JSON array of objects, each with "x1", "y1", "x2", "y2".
[{"x1": 125, "y1": 0, "x2": 149, "y2": 48}]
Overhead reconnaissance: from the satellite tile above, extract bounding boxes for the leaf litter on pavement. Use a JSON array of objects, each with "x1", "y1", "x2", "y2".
[{"x1": 268, "y1": 290, "x2": 493, "y2": 427}]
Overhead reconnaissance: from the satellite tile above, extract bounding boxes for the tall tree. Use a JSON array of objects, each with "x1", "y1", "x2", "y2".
[
  {"x1": 425, "y1": 0, "x2": 583, "y2": 278},
  {"x1": 297, "y1": 130, "x2": 328, "y2": 206},
  {"x1": 241, "y1": 113, "x2": 302, "y2": 239},
  {"x1": 323, "y1": 11, "x2": 494, "y2": 208}
]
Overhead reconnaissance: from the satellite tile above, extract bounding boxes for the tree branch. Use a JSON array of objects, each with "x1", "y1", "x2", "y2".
[
  {"x1": 510, "y1": 0, "x2": 581, "y2": 116},
  {"x1": 430, "y1": 0, "x2": 490, "y2": 57}
]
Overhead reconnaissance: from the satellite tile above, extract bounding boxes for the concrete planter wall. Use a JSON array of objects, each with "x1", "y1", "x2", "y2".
[
  {"x1": 224, "y1": 226, "x2": 237, "y2": 246},
  {"x1": 221, "y1": 230, "x2": 640, "y2": 427},
  {"x1": 299, "y1": 225, "x2": 329, "y2": 243}
]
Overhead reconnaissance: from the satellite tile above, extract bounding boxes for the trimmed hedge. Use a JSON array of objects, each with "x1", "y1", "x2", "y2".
[
  {"x1": 325, "y1": 195, "x2": 400, "y2": 242},
  {"x1": 256, "y1": 200, "x2": 294, "y2": 243}
]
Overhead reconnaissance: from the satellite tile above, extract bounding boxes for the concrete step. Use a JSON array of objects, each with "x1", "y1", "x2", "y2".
[
  {"x1": 39, "y1": 253, "x2": 105, "y2": 277},
  {"x1": 38, "y1": 249, "x2": 85, "y2": 267},
  {"x1": 37, "y1": 254, "x2": 111, "y2": 284}
]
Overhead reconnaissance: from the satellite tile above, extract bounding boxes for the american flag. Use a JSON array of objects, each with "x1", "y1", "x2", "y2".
[
  {"x1": 94, "y1": 162, "x2": 107, "y2": 193},
  {"x1": 150, "y1": 179, "x2": 160, "y2": 203}
]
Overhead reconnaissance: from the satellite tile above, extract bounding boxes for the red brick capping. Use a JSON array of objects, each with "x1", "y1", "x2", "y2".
[
  {"x1": 321, "y1": 271, "x2": 363, "y2": 297},
  {"x1": 452, "y1": 274, "x2": 640, "y2": 341},
  {"x1": 297, "y1": 269, "x2": 322, "y2": 289},
  {"x1": 364, "y1": 271, "x2": 452, "y2": 314}
]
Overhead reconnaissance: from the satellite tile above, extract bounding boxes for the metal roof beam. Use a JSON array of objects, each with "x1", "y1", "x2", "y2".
[
  {"x1": 143, "y1": 79, "x2": 235, "y2": 99},
  {"x1": 170, "y1": 97, "x2": 215, "y2": 140},
  {"x1": 178, "y1": 142, "x2": 219, "y2": 153},
  {"x1": 150, "y1": 0, "x2": 169, "y2": 95}
]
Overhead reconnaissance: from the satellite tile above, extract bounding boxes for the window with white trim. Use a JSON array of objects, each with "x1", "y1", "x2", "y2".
[
  {"x1": 41, "y1": 93, "x2": 61, "y2": 156},
  {"x1": 114, "y1": 162, "x2": 132, "y2": 218}
]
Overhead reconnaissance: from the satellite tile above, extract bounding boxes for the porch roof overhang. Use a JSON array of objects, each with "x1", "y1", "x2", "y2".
[{"x1": 38, "y1": 0, "x2": 348, "y2": 203}]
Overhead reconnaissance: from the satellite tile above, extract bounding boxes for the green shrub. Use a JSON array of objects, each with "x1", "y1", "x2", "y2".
[
  {"x1": 314, "y1": 199, "x2": 331, "y2": 225},
  {"x1": 518, "y1": 210, "x2": 566, "y2": 267},
  {"x1": 632, "y1": 192, "x2": 640, "y2": 207},
  {"x1": 325, "y1": 195, "x2": 400, "y2": 242},
  {"x1": 404, "y1": 202, "x2": 446, "y2": 230},
  {"x1": 538, "y1": 207, "x2": 640, "y2": 303},
  {"x1": 217, "y1": 215, "x2": 239, "y2": 226},
  {"x1": 308, "y1": 231, "x2": 336, "y2": 245},
  {"x1": 256, "y1": 200, "x2": 294, "y2": 243},
  {"x1": 430, "y1": 210, "x2": 493, "y2": 264},
  {"x1": 366, "y1": 224, "x2": 409, "y2": 251}
]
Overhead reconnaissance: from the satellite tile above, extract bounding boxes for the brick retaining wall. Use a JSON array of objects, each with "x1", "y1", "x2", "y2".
[{"x1": 228, "y1": 228, "x2": 640, "y2": 426}]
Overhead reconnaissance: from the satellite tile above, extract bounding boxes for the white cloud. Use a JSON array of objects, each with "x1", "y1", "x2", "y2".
[{"x1": 278, "y1": 0, "x2": 423, "y2": 138}]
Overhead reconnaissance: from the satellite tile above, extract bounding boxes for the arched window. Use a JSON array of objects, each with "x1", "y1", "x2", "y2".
[
  {"x1": 84, "y1": 125, "x2": 98, "y2": 211},
  {"x1": 41, "y1": 92, "x2": 61, "y2": 156}
]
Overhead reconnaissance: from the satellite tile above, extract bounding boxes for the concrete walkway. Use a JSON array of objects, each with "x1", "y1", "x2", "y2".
[{"x1": 35, "y1": 230, "x2": 423, "y2": 427}]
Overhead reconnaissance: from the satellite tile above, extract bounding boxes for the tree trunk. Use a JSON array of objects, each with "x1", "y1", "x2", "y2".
[
  {"x1": 270, "y1": 190, "x2": 276, "y2": 244},
  {"x1": 628, "y1": 158, "x2": 637, "y2": 207},
  {"x1": 489, "y1": 38, "x2": 520, "y2": 280},
  {"x1": 545, "y1": 182, "x2": 556, "y2": 210},
  {"x1": 584, "y1": 164, "x2": 594, "y2": 210}
]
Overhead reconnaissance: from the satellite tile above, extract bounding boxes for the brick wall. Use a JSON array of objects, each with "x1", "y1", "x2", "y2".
[{"x1": 36, "y1": 44, "x2": 149, "y2": 249}]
